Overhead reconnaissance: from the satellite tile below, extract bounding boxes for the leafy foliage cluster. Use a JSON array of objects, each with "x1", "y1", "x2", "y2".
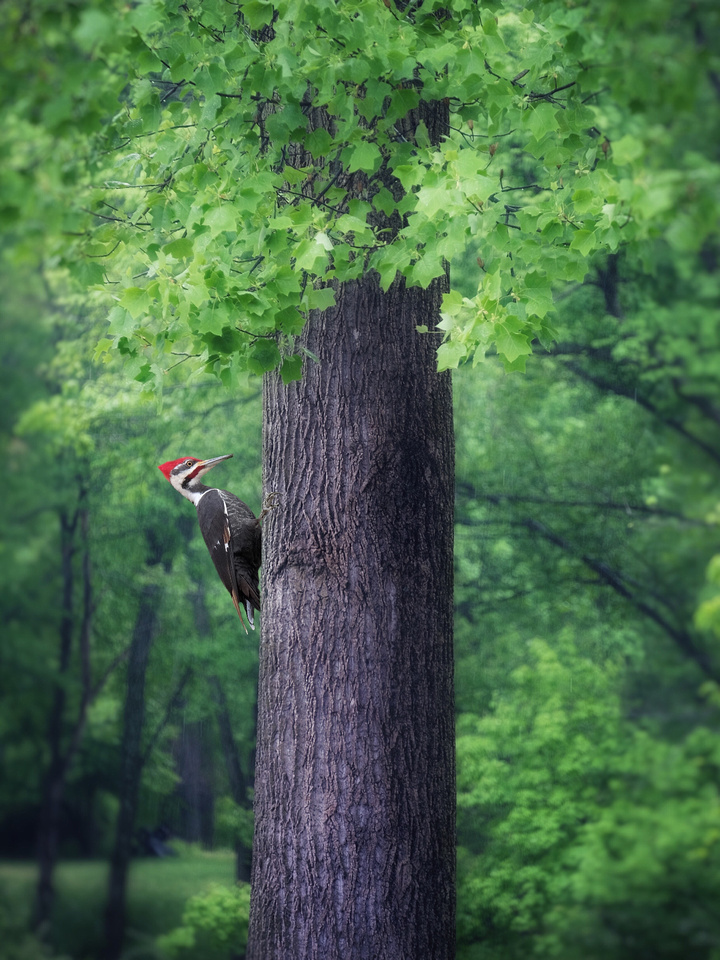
[
  {"x1": 5, "y1": 0, "x2": 717, "y2": 385},
  {"x1": 158, "y1": 882, "x2": 251, "y2": 959},
  {"x1": 451, "y1": 228, "x2": 720, "y2": 955},
  {"x1": 0, "y1": 894, "x2": 69, "y2": 960},
  {"x1": 456, "y1": 635, "x2": 720, "y2": 959}
]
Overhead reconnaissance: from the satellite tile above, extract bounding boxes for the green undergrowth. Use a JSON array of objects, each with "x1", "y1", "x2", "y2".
[{"x1": 0, "y1": 845, "x2": 236, "y2": 960}]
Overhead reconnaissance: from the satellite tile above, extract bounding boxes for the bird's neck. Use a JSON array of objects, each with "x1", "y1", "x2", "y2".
[{"x1": 181, "y1": 480, "x2": 213, "y2": 507}]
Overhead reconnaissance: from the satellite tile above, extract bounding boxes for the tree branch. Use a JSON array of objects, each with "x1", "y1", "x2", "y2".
[
  {"x1": 456, "y1": 483, "x2": 711, "y2": 527},
  {"x1": 560, "y1": 359, "x2": 720, "y2": 466},
  {"x1": 520, "y1": 515, "x2": 716, "y2": 679}
]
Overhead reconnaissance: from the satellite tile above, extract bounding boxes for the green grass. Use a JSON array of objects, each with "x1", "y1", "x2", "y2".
[{"x1": 0, "y1": 845, "x2": 236, "y2": 960}]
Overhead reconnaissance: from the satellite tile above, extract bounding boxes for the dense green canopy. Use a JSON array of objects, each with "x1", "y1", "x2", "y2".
[{"x1": 1, "y1": 0, "x2": 719, "y2": 957}]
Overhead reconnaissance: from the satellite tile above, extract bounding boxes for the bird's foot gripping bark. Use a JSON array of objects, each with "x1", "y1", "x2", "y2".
[{"x1": 259, "y1": 492, "x2": 279, "y2": 522}]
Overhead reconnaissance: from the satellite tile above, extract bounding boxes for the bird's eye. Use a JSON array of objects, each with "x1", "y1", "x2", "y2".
[{"x1": 186, "y1": 459, "x2": 195, "y2": 466}]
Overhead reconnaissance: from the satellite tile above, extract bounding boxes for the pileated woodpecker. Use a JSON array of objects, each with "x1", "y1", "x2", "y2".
[{"x1": 157, "y1": 455, "x2": 274, "y2": 632}]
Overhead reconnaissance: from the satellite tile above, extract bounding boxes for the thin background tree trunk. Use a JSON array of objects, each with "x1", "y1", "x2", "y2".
[
  {"x1": 34, "y1": 487, "x2": 92, "y2": 935},
  {"x1": 194, "y1": 580, "x2": 255, "y2": 881},
  {"x1": 209, "y1": 673, "x2": 254, "y2": 883},
  {"x1": 104, "y1": 574, "x2": 160, "y2": 960},
  {"x1": 248, "y1": 270, "x2": 455, "y2": 960}
]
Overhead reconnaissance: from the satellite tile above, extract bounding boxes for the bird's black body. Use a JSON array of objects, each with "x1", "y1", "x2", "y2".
[
  {"x1": 158, "y1": 455, "x2": 271, "y2": 631},
  {"x1": 196, "y1": 487, "x2": 261, "y2": 624}
]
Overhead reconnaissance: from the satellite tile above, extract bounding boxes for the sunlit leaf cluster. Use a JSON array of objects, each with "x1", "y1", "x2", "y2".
[{"x1": 29, "y1": 0, "x2": 710, "y2": 382}]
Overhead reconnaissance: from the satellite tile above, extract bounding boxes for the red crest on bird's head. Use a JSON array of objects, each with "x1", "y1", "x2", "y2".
[{"x1": 158, "y1": 458, "x2": 198, "y2": 480}]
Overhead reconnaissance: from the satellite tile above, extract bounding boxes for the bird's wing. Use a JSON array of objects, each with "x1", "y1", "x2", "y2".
[
  {"x1": 197, "y1": 490, "x2": 252, "y2": 631},
  {"x1": 222, "y1": 492, "x2": 262, "y2": 615},
  {"x1": 222, "y1": 520, "x2": 251, "y2": 632}
]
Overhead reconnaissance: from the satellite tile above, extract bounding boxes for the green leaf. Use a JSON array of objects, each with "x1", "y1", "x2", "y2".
[
  {"x1": 386, "y1": 87, "x2": 420, "y2": 123},
  {"x1": 247, "y1": 339, "x2": 281, "y2": 375},
  {"x1": 120, "y1": 287, "x2": 151, "y2": 319},
  {"x1": 280, "y1": 355, "x2": 303, "y2": 384},
  {"x1": 501, "y1": 354, "x2": 528, "y2": 373},
  {"x1": 346, "y1": 141, "x2": 382, "y2": 174},
  {"x1": 134, "y1": 362, "x2": 155, "y2": 384},
  {"x1": 204, "y1": 206, "x2": 238, "y2": 237},
  {"x1": 306, "y1": 128, "x2": 334, "y2": 157},
  {"x1": 197, "y1": 302, "x2": 231, "y2": 334},
  {"x1": 569, "y1": 229, "x2": 596, "y2": 257},
  {"x1": 440, "y1": 289, "x2": 465, "y2": 319},
  {"x1": 106, "y1": 306, "x2": 136, "y2": 337},
  {"x1": 305, "y1": 287, "x2": 336, "y2": 311},
  {"x1": 241, "y1": 1, "x2": 275, "y2": 29},
  {"x1": 522, "y1": 272, "x2": 554, "y2": 318},
  {"x1": 275, "y1": 306, "x2": 305, "y2": 334},
  {"x1": 407, "y1": 255, "x2": 445, "y2": 289},
  {"x1": 495, "y1": 323, "x2": 533, "y2": 363},
  {"x1": 294, "y1": 238, "x2": 330, "y2": 272},
  {"x1": 437, "y1": 340, "x2": 467, "y2": 371},
  {"x1": 373, "y1": 187, "x2": 397, "y2": 217},
  {"x1": 163, "y1": 237, "x2": 194, "y2": 260},
  {"x1": 526, "y1": 103, "x2": 559, "y2": 140},
  {"x1": 71, "y1": 260, "x2": 106, "y2": 287}
]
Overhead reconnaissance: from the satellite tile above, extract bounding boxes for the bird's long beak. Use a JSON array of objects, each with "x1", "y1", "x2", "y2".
[{"x1": 196, "y1": 454, "x2": 233, "y2": 471}]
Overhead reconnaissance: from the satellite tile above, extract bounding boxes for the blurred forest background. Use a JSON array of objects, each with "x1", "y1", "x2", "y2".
[
  {"x1": 3, "y1": 240, "x2": 720, "y2": 960},
  {"x1": 1, "y1": 0, "x2": 720, "y2": 959}
]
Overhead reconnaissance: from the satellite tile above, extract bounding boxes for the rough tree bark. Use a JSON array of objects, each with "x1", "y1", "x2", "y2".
[{"x1": 247, "y1": 270, "x2": 455, "y2": 960}]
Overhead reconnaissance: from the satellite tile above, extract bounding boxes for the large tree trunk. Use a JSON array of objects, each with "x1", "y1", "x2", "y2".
[
  {"x1": 104, "y1": 579, "x2": 160, "y2": 960},
  {"x1": 247, "y1": 271, "x2": 455, "y2": 960}
]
